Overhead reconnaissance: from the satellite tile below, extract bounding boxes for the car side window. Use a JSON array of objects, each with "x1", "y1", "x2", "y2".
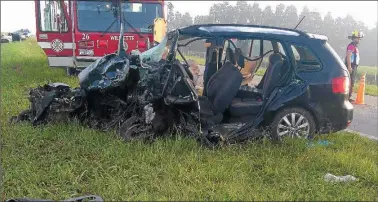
[
  {"x1": 263, "y1": 40, "x2": 273, "y2": 54},
  {"x1": 259, "y1": 40, "x2": 287, "y2": 68},
  {"x1": 292, "y1": 46, "x2": 300, "y2": 60},
  {"x1": 262, "y1": 40, "x2": 273, "y2": 67},
  {"x1": 262, "y1": 40, "x2": 286, "y2": 56},
  {"x1": 235, "y1": 39, "x2": 252, "y2": 56},
  {"x1": 278, "y1": 43, "x2": 286, "y2": 56},
  {"x1": 251, "y1": 40, "x2": 261, "y2": 57},
  {"x1": 290, "y1": 44, "x2": 322, "y2": 72}
]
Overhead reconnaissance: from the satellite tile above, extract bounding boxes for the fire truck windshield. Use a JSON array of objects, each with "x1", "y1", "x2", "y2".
[{"x1": 76, "y1": 1, "x2": 163, "y2": 33}]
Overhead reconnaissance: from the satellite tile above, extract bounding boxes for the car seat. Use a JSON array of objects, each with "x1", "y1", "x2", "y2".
[
  {"x1": 199, "y1": 60, "x2": 243, "y2": 128},
  {"x1": 205, "y1": 46, "x2": 236, "y2": 97},
  {"x1": 225, "y1": 47, "x2": 236, "y2": 64},
  {"x1": 206, "y1": 61, "x2": 243, "y2": 114},
  {"x1": 203, "y1": 48, "x2": 221, "y2": 96},
  {"x1": 229, "y1": 52, "x2": 284, "y2": 117}
]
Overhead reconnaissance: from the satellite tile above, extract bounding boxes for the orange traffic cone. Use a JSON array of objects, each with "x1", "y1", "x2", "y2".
[{"x1": 354, "y1": 73, "x2": 366, "y2": 105}]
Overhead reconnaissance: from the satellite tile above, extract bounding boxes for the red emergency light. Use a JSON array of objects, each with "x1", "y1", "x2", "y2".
[
  {"x1": 137, "y1": 40, "x2": 147, "y2": 49},
  {"x1": 97, "y1": 40, "x2": 108, "y2": 48}
]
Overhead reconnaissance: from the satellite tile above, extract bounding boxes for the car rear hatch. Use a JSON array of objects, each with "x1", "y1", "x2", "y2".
[{"x1": 323, "y1": 41, "x2": 353, "y2": 128}]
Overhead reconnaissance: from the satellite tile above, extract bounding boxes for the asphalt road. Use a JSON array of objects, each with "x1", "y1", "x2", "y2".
[
  {"x1": 194, "y1": 65, "x2": 377, "y2": 140},
  {"x1": 347, "y1": 96, "x2": 378, "y2": 140}
]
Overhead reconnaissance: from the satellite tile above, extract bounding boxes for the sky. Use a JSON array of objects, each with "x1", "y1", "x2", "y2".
[{"x1": 1, "y1": 1, "x2": 377, "y2": 33}]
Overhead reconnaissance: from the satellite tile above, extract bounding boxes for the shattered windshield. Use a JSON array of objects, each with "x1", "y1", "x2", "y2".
[{"x1": 76, "y1": 1, "x2": 163, "y2": 33}]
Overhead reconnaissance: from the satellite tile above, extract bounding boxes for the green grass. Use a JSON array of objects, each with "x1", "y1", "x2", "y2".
[
  {"x1": 1, "y1": 40, "x2": 378, "y2": 201},
  {"x1": 353, "y1": 83, "x2": 378, "y2": 96},
  {"x1": 255, "y1": 68, "x2": 266, "y2": 76},
  {"x1": 358, "y1": 66, "x2": 378, "y2": 77}
]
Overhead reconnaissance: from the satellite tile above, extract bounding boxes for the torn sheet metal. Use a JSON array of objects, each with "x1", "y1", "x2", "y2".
[
  {"x1": 139, "y1": 36, "x2": 168, "y2": 64},
  {"x1": 78, "y1": 54, "x2": 133, "y2": 91},
  {"x1": 11, "y1": 83, "x2": 86, "y2": 126}
]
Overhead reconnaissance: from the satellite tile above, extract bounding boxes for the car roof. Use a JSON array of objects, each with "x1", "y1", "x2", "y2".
[{"x1": 170, "y1": 24, "x2": 328, "y2": 42}]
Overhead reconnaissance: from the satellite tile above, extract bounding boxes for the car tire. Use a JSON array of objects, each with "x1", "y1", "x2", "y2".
[
  {"x1": 119, "y1": 116, "x2": 153, "y2": 142},
  {"x1": 269, "y1": 107, "x2": 316, "y2": 142}
]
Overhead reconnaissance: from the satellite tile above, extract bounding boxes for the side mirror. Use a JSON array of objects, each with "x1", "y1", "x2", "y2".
[{"x1": 153, "y1": 18, "x2": 167, "y2": 44}]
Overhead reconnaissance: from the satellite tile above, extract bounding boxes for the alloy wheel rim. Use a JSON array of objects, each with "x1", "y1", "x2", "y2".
[{"x1": 277, "y1": 113, "x2": 310, "y2": 138}]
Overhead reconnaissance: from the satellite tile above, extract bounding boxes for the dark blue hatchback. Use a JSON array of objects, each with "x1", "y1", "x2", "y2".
[{"x1": 171, "y1": 24, "x2": 353, "y2": 140}]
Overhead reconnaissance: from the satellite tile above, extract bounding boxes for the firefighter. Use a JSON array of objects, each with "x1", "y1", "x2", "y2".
[{"x1": 345, "y1": 30, "x2": 364, "y2": 101}]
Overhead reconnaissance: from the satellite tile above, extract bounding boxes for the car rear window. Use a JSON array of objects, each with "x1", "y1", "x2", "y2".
[
  {"x1": 290, "y1": 44, "x2": 322, "y2": 72},
  {"x1": 324, "y1": 42, "x2": 348, "y2": 70}
]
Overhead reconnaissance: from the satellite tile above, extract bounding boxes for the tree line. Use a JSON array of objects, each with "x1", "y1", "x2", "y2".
[{"x1": 167, "y1": 2, "x2": 377, "y2": 67}]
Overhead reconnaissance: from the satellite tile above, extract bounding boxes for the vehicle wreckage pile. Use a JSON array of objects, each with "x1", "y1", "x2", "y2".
[
  {"x1": 11, "y1": 52, "x2": 206, "y2": 140},
  {"x1": 11, "y1": 34, "x2": 265, "y2": 147}
]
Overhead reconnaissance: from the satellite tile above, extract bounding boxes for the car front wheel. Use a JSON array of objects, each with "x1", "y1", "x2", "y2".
[{"x1": 269, "y1": 107, "x2": 316, "y2": 141}]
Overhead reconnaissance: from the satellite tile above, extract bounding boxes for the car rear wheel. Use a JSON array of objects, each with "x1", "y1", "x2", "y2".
[{"x1": 269, "y1": 107, "x2": 316, "y2": 141}]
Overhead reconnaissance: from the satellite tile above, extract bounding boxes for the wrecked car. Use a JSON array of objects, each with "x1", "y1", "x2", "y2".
[
  {"x1": 12, "y1": 24, "x2": 353, "y2": 146},
  {"x1": 177, "y1": 24, "x2": 353, "y2": 143}
]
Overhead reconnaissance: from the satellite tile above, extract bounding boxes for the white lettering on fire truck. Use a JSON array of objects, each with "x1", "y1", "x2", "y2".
[
  {"x1": 82, "y1": 33, "x2": 89, "y2": 40},
  {"x1": 110, "y1": 36, "x2": 135, "y2": 41}
]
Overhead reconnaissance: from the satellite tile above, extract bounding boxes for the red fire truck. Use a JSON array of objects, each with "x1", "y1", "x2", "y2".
[{"x1": 34, "y1": 0, "x2": 167, "y2": 75}]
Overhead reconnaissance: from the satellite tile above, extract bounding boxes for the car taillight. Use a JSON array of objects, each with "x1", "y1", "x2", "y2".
[
  {"x1": 97, "y1": 40, "x2": 108, "y2": 48},
  {"x1": 78, "y1": 40, "x2": 94, "y2": 48},
  {"x1": 332, "y1": 76, "x2": 349, "y2": 94}
]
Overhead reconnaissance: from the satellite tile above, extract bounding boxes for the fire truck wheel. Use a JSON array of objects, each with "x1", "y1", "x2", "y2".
[{"x1": 66, "y1": 67, "x2": 78, "y2": 76}]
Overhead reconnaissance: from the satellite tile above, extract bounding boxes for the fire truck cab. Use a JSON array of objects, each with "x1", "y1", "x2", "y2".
[{"x1": 34, "y1": 0, "x2": 167, "y2": 75}]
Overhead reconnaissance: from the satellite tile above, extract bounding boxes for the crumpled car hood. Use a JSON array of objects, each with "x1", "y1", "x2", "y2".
[{"x1": 78, "y1": 54, "x2": 132, "y2": 91}]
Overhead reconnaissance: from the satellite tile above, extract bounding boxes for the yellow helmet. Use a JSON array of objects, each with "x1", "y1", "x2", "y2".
[{"x1": 349, "y1": 30, "x2": 364, "y2": 39}]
